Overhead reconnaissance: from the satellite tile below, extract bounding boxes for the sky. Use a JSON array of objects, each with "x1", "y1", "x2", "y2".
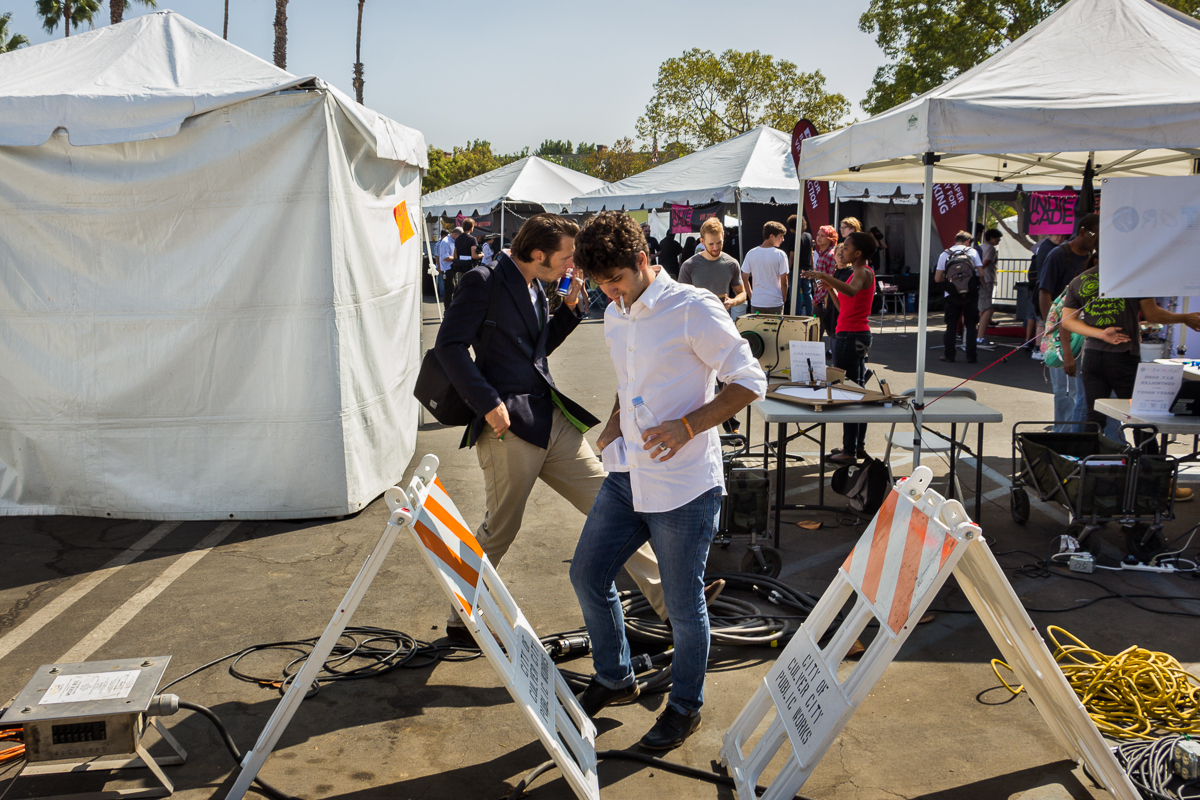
[{"x1": 7, "y1": 0, "x2": 887, "y2": 153}]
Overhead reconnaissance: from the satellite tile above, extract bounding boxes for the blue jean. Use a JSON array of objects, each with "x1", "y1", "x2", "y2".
[
  {"x1": 570, "y1": 472, "x2": 721, "y2": 715},
  {"x1": 1048, "y1": 365, "x2": 1088, "y2": 433},
  {"x1": 797, "y1": 279, "x2": 814, "y2": 317},
  {"x1": 436, "y1": 271, "x2": 447, "y2": 300}
]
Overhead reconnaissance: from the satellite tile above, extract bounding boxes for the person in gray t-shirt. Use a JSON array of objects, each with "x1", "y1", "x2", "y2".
[{"x1": 677, "y1": 221, "x2": 746, "y2": 311}]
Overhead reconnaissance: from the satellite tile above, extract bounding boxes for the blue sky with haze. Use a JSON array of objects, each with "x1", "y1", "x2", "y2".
[{"x1": 8, "y1": 1, "x2": 885, "y2": 152}]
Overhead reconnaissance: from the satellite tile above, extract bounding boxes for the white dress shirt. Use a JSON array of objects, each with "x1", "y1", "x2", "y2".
[
  {"x1": 600, "y1": 270, "x2": 767, "y2": 513},
  {"x1": 437, "y1": 236, "x2": 455, "y2": 273}
]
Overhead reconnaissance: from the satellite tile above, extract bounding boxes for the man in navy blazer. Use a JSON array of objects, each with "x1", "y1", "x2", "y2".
[{"x1": 434, "y1": 213, "x2": 664, "y2": 636}]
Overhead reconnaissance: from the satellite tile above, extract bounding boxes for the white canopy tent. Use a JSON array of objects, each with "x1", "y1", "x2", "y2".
[
  {"x1": 0, "y1": 11, "x2": 429, "y2": 519},
  {"x1": 421, "y1": 156, "x2": 606, "y2": 242},
  {"x1": 798, "y1": 0, "x2": 1200, "y2": 463},
  {"x1": 570, "y1": 126, "x2": 798, "y2": 213}
]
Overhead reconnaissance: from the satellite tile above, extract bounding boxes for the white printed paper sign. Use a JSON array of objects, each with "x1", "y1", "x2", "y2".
[
  {"x1": 1101, "y1": 176, "x2": 1200, "y2": 298},
  {"x1": 1130, "y1": 363, "x2": 1184, "y2": 415},
  {"x1": 789, "y1": 340, "x2": 827, "y2": 382},
  {"x1": 41, "y1": 670, "x2": 140, "y2": 705},
  {"x1": 517, "y1": 627, "x2": 555, "y2": 728},
  {"x1": 764, "y1": 632, "x2": 850, "y2": 768}
]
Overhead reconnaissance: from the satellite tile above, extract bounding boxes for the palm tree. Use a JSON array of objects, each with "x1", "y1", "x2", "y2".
[
  {"x1": 273, "y1": 0, "x2": 287, "y2": 69},
  {"x1": 352, "y1": 0, "x2": 365, "y2": 103},
  {"x1": 0, "y1": 12, "x2": 30, "y2": 52},
  {"x1": 36, "y1": 0, "x2": 102, "y2": 37},
  {"x1": 110, "y1": 0, "x2": 157, "y2": 27}
]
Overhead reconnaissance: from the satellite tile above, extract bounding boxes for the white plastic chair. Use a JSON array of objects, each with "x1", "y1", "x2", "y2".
[{"x1": 882, "y1": 387, "x2": 977, "y2": 502}]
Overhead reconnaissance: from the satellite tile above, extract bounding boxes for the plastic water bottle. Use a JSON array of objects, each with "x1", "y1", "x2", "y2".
[{"x1": 632, "y1": 396, "x2": 667, "y2": 462}]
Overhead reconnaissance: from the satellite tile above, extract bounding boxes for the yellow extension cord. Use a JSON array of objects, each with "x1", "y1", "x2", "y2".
[{"x1": 993, "y1": 626, "x2": 1200, "y2": 740}]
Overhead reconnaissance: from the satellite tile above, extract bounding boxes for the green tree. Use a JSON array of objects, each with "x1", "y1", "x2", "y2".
[
  {"x1": 579, "y1": 138, "x2": 655, "y2": 182},
  {"x1": 36, "y1": 0, "x2": 101, "y2": 37},
  {"x1": 860, "y1": 0, "x2": 1200, "y2": 115},
  {"x1": 574, "y1": 142, "x2": 596, "y2": 155},
  {"x1": 636, "y1": 48, "x2": 850, "y2": 149},
  {"x1": 110, "y1": 0, "x2": 157, "y2": 27},
  {"x1": 423, "y1": 140, "x2": 520, "y2": 195},
  {"x1": 0, "y1": 12, "x2": 29, "y2": 51},
  {"x1": 535, "y1": 139, "x2": 573, "y2": 157}
]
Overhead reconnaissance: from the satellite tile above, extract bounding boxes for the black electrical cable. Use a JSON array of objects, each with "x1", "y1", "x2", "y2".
[
  {"x1": 177, "y1": 700, "x2": 300, "y2": 800},
  {"x1": 505, "y1": 751, "x2": 824, "y2": 800},
  {"x1": 160, "y1": 627, "x2": 481, "y2": 696}
]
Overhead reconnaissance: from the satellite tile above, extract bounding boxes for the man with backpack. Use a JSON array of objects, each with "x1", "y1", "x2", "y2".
[
  {"x1": 1039, "y1": 214, "x2": 1098, "y2": 432},
  {"x1": 934, "y1": 231, "x2": 984, "y2": 363}
]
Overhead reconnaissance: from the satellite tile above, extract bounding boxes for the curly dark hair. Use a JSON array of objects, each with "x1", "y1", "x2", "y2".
[
  {"x1": 572, "y1": 211, "x2": 647, "y2": 281},
  {"x1": 844, "y1": 230, "x2": 877, "y2": 260}
]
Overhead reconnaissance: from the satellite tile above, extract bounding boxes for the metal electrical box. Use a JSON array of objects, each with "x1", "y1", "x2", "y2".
[{"x1": 0, "y1": 656, "x2": 186, "y2": 800}]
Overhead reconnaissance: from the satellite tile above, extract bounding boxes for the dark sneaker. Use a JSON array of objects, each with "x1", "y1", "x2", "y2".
[
  {"x1": 639, "y1": 706, "x2": 702, "y2": 750},
  {"x1": 825, "y1": 449, "x2": 856, "y2": 466},
  {"x1": 445, "y1": 624, "x2": 474, "y2": 646},
  {"x1": 855, "y1": 449, "x2": 869, "y2": 461},
  {"x1": 577, "y1": 677, "x2": 640, "y2": 718},
  {"x1": 938, "y1": 355, "x2": 955, "y2": 362}
]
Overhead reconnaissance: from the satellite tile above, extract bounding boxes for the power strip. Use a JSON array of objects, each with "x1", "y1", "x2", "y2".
[{"x1": 1120, "y1": 561, "x2": 1177, "y2": 574}]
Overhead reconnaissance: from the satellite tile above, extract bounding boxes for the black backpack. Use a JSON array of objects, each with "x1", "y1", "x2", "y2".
[
  {"x1": 942, "y1": 248, "x2": 979, "y2": 298},
  {"x1": 413, "y1": 268, "x2": 502, "y2": 426},
  {"x1": 831, "y1": 456, "x2": 890, "y2": 515}
]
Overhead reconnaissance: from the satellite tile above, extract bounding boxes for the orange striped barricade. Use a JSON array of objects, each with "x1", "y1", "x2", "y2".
[
  {"x1": 719, "y1": 465, "x2": 1141, "y2": 800},
  {"x1": 719, "y1": 466, "x2": 977, "y2": 800},
  {"x1": 390, "y1": 455, "x2": 600, "y2": 800}
]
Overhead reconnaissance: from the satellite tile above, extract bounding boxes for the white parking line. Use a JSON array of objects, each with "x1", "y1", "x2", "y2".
[
  {"x1": 0, "y1": 522, "x2": 180, "y2": 662},
  {"x1": 59, "y1": 522, "x2": 239, "y2": 664}
]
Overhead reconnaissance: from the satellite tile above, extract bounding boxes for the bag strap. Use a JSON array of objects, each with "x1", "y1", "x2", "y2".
[{"x1": 475, "y1": 265, "x2": 503, "y2": 363}]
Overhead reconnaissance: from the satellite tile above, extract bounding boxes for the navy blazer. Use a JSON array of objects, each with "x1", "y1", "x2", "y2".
[{"x1": 434, "y1": 253, "x2": 600, "y2": 449}]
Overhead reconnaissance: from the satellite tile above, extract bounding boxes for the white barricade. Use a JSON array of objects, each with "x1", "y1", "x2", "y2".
[
  {"x1": 719, "y1": 465, "x2": 1140, "y2": 800},
  {"x1": 390, "y1": 455, "x2": 600, "y2": 800},
  {"x1": 227, "y1": 455, "x2": 598, "y2": 800}
]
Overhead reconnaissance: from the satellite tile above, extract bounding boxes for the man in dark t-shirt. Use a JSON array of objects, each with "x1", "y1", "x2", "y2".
[
  {"x1": 1038, "y1": 214, "x2": 1098, "y2": 431},
  {"x1": 658, "y1": 236, "x2": 683, "y2": 277},
  {"x1": 450, "y1": 217, "x2": 481, "y2": 300},
  {"x1": 1063, "y1": 265, "x2": 1200, "y2": 484}
]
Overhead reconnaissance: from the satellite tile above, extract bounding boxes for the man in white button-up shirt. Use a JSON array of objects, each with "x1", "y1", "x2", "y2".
[{"x1": 567, "y1": 212, "x2": 767, "y2": 750}]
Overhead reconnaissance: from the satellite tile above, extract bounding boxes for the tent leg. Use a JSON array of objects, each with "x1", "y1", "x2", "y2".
[
  {"x1": 736, "y1": 194, "x2": 744, "y2": 263},
  {"x1": 971, "y1": 187, "x2": 980, "y2": 237},
  {"x1": 914, "y1": 157, "x2": 936, "y2": 467},
  {"x1": 500, "y1": 201, "x2": 505, "y2": 247},
  {"x1": 791, "y1": 192, "x2": 803, "y2": 314}
]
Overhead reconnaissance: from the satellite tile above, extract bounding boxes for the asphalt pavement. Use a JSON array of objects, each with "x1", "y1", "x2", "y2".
[{"x1": 1, "y1": 296, "x2": 1197, "y2": 800}]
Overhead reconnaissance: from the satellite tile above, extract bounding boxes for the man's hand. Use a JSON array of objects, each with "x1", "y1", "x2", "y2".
[
  {"x1": 596, "y1": 413, "x2": 622, "y2": 452},
  {"x1": 485, "y1": 402, "x2": 511, "y2": 437},
  {"x1": 563, "y1": 270, "x2": 584, "y2": 308},
  {"x1": 1099, "y1": 326, "x2": 1131, "y2": 346},
  {"x1": 1062, "y1": 352, "x2": 1077, "y2": 377},
  {"x1": 642, "y1": 420, "x2": 691, "y2": 462},
  {"x1": 723, "y1": 296, "x2": 739, "y2": 310},
  {"x1": 1184, "y1": 312, "x2": 1200, "y2": 332}
]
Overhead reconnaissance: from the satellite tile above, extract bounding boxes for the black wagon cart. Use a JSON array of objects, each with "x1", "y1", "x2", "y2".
[{"x1": 1010, "y1": 422, "x2": 1178, "y2": 560}]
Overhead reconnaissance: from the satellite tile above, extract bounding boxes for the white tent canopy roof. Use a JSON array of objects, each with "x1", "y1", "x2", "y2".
[
  {"x1": 571, "y1": 126, "x2": 799, "y2": 212},
  {"x1": 834, "y1": 182, "x2": 1022, "y2": 205},
  {"x1": 421, "y1": 156, "x2": 607, "y2": 217},
  {"x1": 799, "y1": 0, "x2": 1200, "y2": 185},
  {"x1": 0, "y1": 10, "x2": 427, "y2": 165}
]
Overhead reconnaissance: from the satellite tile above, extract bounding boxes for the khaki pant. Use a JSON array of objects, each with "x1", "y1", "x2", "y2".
[{"x1": 472, "y1": 409, "x2": 665, "y2": 618}]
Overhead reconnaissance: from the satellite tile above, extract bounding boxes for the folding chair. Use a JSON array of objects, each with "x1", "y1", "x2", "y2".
[{"x1": 882, "y1": 387, "x2": 977, "y2": 502}]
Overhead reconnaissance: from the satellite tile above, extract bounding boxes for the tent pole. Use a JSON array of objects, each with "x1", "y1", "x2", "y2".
[
  {"x1": 424, "y1": 208, "x2": 442, "y2": 323},
  {"x1": 914, "y1": 155, "x2": 936, "y2": 467},
  {"x1": 971, "y1": 186, "x2": 980, "y2": 236},
  {"x1": 500, "y1": 200, "x2": 506, "y2": 247},
  {"x1": 736, "y1": 192, "x2": 744, "y2": 264},
  {"x1": 833, "y1": 193, "x2": 840, "y2": 229},
  {"x1": 791, "y1": 184, "x2": 803, "y2": 315}
]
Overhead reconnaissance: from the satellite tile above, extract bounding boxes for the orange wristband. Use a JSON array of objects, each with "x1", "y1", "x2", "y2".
[{"x1": 681, "y1": 416, "x2": 695, "y2": 440}]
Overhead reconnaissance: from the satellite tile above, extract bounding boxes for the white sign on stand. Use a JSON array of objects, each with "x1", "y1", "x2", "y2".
[
  {"x1": 788, "y1": 340, "x2": 827, "y2": 382},
  {"x1": 1130, "y1": 362, "x2": 1184, "y2": 415},
  {"x1": 226, "y1": 456, "x2": 599, "y2": 800},
  {"x1": 719, "y1": 467, "x2": 1141, "y2": 800}
]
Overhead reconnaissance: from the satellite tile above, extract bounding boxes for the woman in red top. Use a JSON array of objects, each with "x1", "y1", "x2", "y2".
[{"x1": 803, "y1": 231, "x2": 876, "y2": 465}]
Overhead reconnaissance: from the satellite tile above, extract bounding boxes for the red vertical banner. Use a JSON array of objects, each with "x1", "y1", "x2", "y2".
[
  {"x1": 791, "y1": 120, "x2": 830, "y2": 230},
  {"x1": 930, "y1": 184, "x2": 969, "y2": 249}
]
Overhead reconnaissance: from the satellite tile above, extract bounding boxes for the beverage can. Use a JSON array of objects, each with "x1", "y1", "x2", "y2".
[{"x1": 556, "y1": 273, "x2": 573, "y2": 297}]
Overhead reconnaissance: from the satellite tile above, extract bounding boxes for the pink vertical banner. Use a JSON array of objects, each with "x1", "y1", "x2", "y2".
[
  {"x1": 931, "y1": 184, "x2": 969, "y2": 250},
  {"x1": 670, "y1": 204, "x2": 694, "y2": 234},
  {"x1": 1027, "y1": 191, "x2": 1078, "y2": 235}
]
